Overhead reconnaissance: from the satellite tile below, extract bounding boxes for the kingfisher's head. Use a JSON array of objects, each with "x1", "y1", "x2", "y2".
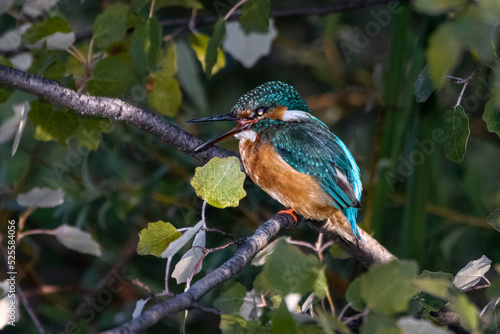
[{"x1": 188, "y1": 81, "x2": 310, "y2": 152}]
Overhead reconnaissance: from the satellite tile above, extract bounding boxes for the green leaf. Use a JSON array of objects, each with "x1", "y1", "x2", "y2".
[
  {"x1": 220, "y1": 315, "x2": 264, "y2": 334},
  {"x1": 255, "y1": 239, "x2": 322, "y2": 296},
  {"x1": 54, "y1": 224, "x2": 102, "y2": 257},
  {"x1": 190, "y1": 157, "x2": 246, "y2": 209},
  {"x1": 483, "y1": 99, "x2": 500, "y2": 138},
  {"x1": 453, "y1": 255, "x2": 491, "y2": 290},
  {"x1": 176, "y1": 40, "x2": 209, "y2": 111},
  {"x1": 22, "y1": 17, "x2": 72, "y2": 44},
  {"x1": 239, "y1": 0, "x2": 270, "y2": 33},
  {"x1": 271, "y1": 299, "x2": 297, "y2": 334},
  {"x1": 419, "y1": 270, "x2": 454, "y2": 282},
  {"x1": 486, "y1": 209, "x2": 500, "y2": 232},
  {"x1": 449, "y1": 295, "x2": 480, "y2": 332},
  {"x1": 361, "y1": 313, "x2": 402, "y2": 334},
  {"x1": 93, "y1": 4, "x2": 129, "y2": 49},
  {"x1": 313, "y1": 267, "x2": 328, "y2": 299},
  {"x1": 360, "y1": 260, "x2": 418, "y2": 315},
  {"x1": 414, "y1": 64, "x2": 435, "y2": 103},
  {"x1": 297, "y1": 325, "x2": 325, "y2": 334},
  {"x1": 318, "y1": 312, "x2": 351, "y2": 334},
  {"x1": 415, "y1": 270, "x2": 457, "y2": 311},
  {"x1": 251, "y1": 236, "x2": 290, "y2": 266},
  {"x1": 29, "y1": 48, "x2": 66, "y2": 80},
  {"x1": 345, "y1": 278, "x2": 366, "y2": 312},
  {"x1": 413, "y1": 0, "x2": 467, "y2": 15},
  {"x1": 137, "y1": 221, "x2": 181, "y2": 257},
  {"x1": 189, "y1": 33, "x2": 226, "y2": 77},
  {"x1": 214, "y1": 283, "x2": 247, "y2": 314},
  {"x1": 28, "y1": 100, "x2": 78, "y2": 147},
  {"x1": 147, "y1": 73, "x2": 181, "y2": 117},
  {"x1": 147, "y1": 45, "x2": 181, "y2": 117},
  {"x1": 75, "y1": 118, "x2": 113, "y2": 151},
  {"x1": 205, "y1": 18, "x2": 226, "y2": 79},
  {"x1": 427, "y1": 23, "x2": 461, "y2": 88},
  {"x1": 414, "y1": 278, "x2": 454, "y2": 300},
  {"x1": 88, "y1": 56, "x2": 134, "y2": 97},
  {"x1": 443, "y1": 105, "x2": 470, "y2": 164},
  {"x1": 419, "y1": 293, "x2": 448, "y2": 312},
  {"x1": 415, "y1": 271, "x2": 456, "y2": 298},
  {"x1": 130, "y1": 18, "x2": 161, "y2": 73},
  {"x1": 154, "y1": 0, "x2": 203, "y2": 10},
  {"x1": 17, "y1": 187, "x2": 65, "y2": 208}
]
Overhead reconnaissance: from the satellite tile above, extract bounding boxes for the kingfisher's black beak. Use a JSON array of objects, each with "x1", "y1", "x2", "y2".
[
  {"x1": 187, "y1": 112, "x2": 237, "y2": 124},
  {"x1": 187, "y1": 112, "x2": 250, "y2": 152}
]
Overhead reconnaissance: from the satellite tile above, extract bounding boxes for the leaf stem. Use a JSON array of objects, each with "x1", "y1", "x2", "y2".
[
  {"x1": 17, "y1": 228, "x2": 56, "y2": 241},
  {"x1": 224, "y1": 0, "x2": 247, "y2": 21},
  {"x1": 149, "y1": 0, "x2": 156, "y2": 19}
]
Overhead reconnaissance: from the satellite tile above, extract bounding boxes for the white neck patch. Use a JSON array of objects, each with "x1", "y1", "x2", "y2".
[
  {"x1": 282, "y1": 109, "x2": 310, "y2": 121},
  {"x1": 234, "y1": 130, "x2": 257, "y2": 142}
]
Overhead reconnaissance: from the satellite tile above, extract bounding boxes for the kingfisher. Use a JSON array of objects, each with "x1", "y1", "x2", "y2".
[{"x1": 188, "y1": 82, "x2": 363, "y2": 239}]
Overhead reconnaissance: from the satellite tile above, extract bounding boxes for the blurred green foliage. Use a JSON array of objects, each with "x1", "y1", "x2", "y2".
[{"x1": 1, "y1": 0, "x2": 500, "y2": 332}]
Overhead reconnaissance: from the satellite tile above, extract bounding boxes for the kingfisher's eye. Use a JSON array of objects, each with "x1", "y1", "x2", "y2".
[{"x1": 256, "y1": 107, "x2": 266, "y2": 116}]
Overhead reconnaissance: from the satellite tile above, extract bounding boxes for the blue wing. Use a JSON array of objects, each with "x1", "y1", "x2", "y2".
[{"x1": 266, "y1": 116, "x2": 362, "y2": 238}]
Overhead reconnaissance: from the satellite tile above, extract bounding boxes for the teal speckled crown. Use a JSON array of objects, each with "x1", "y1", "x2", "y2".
[{"x1": 230, "y1": 81, "x2": 311, "y2": 113}]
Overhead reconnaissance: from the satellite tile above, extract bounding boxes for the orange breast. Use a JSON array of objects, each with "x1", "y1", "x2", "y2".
[{"x1": 239, "y1": 137, "x2": 342, "y2": 222}]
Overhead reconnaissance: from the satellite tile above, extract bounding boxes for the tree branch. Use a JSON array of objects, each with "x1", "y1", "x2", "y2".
[
  {"x1": 308, "y1": 220, "x2": 395, "y2": 267},
  {"x1": 1, "y1": 0, "x2": 406, "y2": 58},
  {"x1": 0, "y1": 65, "x2": 235, "y2": 164},
  {"x1": 102, "y1": 213, "x2": 300, "y2": 333},
  {"x1": 0, "y1": 64, "x2": 396, "y2": 331},
  {"x1": 0, "y1": 64, "x2": 395, "y2": 265},
  {"x1": 160, "y1": 0, "x2": 405, "y2": 28}
]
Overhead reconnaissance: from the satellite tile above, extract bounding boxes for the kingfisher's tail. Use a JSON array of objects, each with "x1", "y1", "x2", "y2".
[
  {"x1": 343, "y1": 167, "x2": 362, "y2": 241},
  {"x1": 342, "y1": 207, "x2": 362, "y2": 240}
]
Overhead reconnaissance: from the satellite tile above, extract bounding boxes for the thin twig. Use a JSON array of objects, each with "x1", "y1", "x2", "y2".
[
  {"x1": 449, "y1": 66, "x2": 483, "y2": 108},
  {"x1": 392, "y1": 193, "x2": 492, "y2": 229},
  {"x1": 224, "y1": 0, "x2": 247, "y2": 21},
  {"x1": 101, "y1": 214, "x2": 300, "y2": 333},
  {"x1": 188, "y1": 8, "x2": 198, "y2": 34},
  {"x1": 0, "y1": 235, "x2": 46, "y2": 333},
  {"x1": 203, "y1": 227, "x2": 238, "y2": 242},
  {"x1": 18, "y1": 207, "x2": 34, "y2": 233},
  {"x1": 164, "y1": 256, "x2": 173, "y2": 294},
  {"x1": 319, "y1": 241, "x2": 334, "y2": 254},
  {"x1": 17, "y1": 228, "x2": 56, "y2": 241},
  {"x1": 463, "y1": 283, "x2": 491, "y2": 292},
  {"x1": 149, "y1": 0, "x2": 156, "y2": 19},
  {"x1": 201, "y1": 200, "x2": 207, "y2": 222},
  {"x1": 286, "y1": 239, "x2": 317, "y2": 252},
  {"x1": 191, "y1": 302, "x2": 221, "y2": 315}
]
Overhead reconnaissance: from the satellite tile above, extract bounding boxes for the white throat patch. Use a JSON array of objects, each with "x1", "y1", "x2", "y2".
[{"x1": 234, "y1": 130, "x2": 257, "y2": 142}]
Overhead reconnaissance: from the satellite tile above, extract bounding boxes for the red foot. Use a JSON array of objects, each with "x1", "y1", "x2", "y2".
[{"x1": 278, "y1": 208, "x2": 298, "y2": 222}]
